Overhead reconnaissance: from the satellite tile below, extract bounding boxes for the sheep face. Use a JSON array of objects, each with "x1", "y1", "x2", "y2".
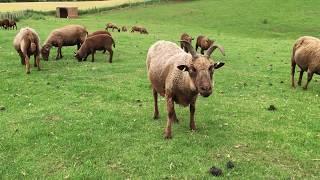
[
  {"x1": 178, "y1": 56, "x2": 224, "y2": 97},
  {"x1": 41, "y1": 44, "x2": 51, "y2": 61}
]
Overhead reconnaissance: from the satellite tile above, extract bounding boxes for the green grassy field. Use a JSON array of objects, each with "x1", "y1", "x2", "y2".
[{"x1": 1, "y1": 0, "x2": 320, "y2": 178}]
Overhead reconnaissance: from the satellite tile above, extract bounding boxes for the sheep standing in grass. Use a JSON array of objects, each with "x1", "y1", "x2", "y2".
[
  {"x1": 13, "y1": 27, "x2": 40, "y2": 74},
  {"x1": 122, "y1": 26, "x2": 127, "y2": 32},
  {"x1": 131, "y1": 26, "x2": 148, "y2": 34},
  {"x1": 147, "y1": 40, "x2": 225, "y2": 138},
  {"x1": 180, "y1": 33, "x2": 194, "y2": 53},
  {"x1": 74, "y1": 34, "x2": 115, "y2": 63},
  {"x1": 41, "y1": 25, "x2": 87, "y2": 60},
  {"x1": 8, "y1": 20, "x2": 17, "y2": 30},
  {"x1": 105, "y1": 23, "x2": 120, "y2": 32},
  {"x1": 88, "y1": 30, "x2": 111, "y2": 38},
  {"x1": 196, "y1": 35, "x2": 215, "y2": 54},
  {"x1": 291, "y1": 36, "x2": 320, "y2": 89}
]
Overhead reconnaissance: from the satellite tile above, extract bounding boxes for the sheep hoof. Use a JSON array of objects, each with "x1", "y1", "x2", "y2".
[
  {"x1": 26, "y1": 71, "x2": 30, "y2": 74},
  {"x1": 173, "y1": 118, "x2": 179, "y2": 123},
  {"x1": 164, "y1": 129, "x2": 172, "y2": 139},
  {"x1": 303, "y1": 87, "x2": 308, "y2": 90},
  {"x1": 153, "y1": 115, "x2": 159, "y2": 119}
]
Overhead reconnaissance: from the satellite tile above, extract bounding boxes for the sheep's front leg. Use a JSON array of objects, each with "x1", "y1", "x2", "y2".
[
  {"x1": 189, "y1": 100, "x2": 196, "y2": 131},
  {"x1": 91, "y1": 51, "x2": 95, "y2": 62},
  {"x1": 165, "y1": 95, "x2": 175, "y2": 139},
  {"x1": 56, "y1": 47, "x2": 61, "y2": 60}
]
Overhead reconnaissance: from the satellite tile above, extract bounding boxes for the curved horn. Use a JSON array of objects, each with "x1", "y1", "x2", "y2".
[
  {"x1": 179, "y1": 40, "x2": 198, "y2": 58},
  {"x1": 206, "y1": 44, "x2": 225, "y2": 57}
]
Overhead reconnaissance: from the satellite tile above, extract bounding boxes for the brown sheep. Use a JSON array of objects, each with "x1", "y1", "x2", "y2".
[
  {"x1": 41, "y1": 25, "x2": 88, "y2": 61},
  {"x1": 196, "y1": 35, "x2": 215, "y2": 54},
  {"x1": 74, "y1": 34, "x2": 115, "y2": 63},
  {"x1": 131, "y1": 25, "x2": 148, "y2": 34},
  {"x1": 8, "y1": 20, "x2": 17, "y2": 30},
  {"x1": 88, "y1": 30, "x2": 111, "y2": 38},
  {"x1": 0, "y1": 19, "x2": 9, "y2": 29},
  {"x1": 180, "y1": 33, "x2": 194, "y2": 53},
  {"x1": 147, "y1": 40, "x2": 225, "y2": 139},
  {"x1": 105, "y1": 23, "x2": 120, "y2": 32},
  {"x1": 121, "y1": 26, "x2": 127, "y2": 32},
  {"x1": 13, "y1": 27, "x2": 41, "y2": 74},
  {"x1": 291, "y1": 36, "x2": 320, "y2": 89}
]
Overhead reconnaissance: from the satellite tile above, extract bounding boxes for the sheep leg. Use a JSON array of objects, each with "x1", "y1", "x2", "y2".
[
  {"x1": 291, "y1": 61, "x2": 296, "y2": 87},
  {"x1": 59, "y1": 48, "x2": 63, "y2": 59},
  {"x1": 35, "y1": 55, "x2": 40, "y2": 71},
  {"x1": 153, "y1": 88, "x2": 159, "y2": 119},
  {"x1": 164, "y1": 95, "x2": 175, "y2": 139},
  {"x1": 18, "y1": 51, "x2": 25, "y2": 65},
  {"x1": 303, "y1": 70, "x2": 313, "y2": 90},
  {"x1": 102, "y1": 49, "x2": 106, "y2": 54},
  {"x1": 107, "y1": 48, "x2": 113, "y2": 63},
  {"x1": 91, "y1": 51, "x2": 95, "y2": 62},
  {"x1": 24, "y1": 56, "x2": 30, "y2": 74},
  {"x1": 77, "y1": 43, "x2": 81, "y2": 50},
  {"x1": 200, "y1": 49, "x2": 205, "y2": 55},
  {"x1": 56, "y1": 48, "x2": 60, "y2": 60},
  {"x1": 298, "y1": 70, "x2": 304, "y2": 86},
  {"x1": 189, "y1": 101, "x2": 196, "y2": 131}
]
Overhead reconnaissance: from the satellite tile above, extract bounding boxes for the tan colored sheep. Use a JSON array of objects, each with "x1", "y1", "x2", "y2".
[
  {"x1": 291, "y1": 36, "x2": 320, "y2": 89},
  {"x1": 41, "y1": 25, "x2": 88, "y2": 60},
  {"x1": 13, "y1": 27, "x2": 40, "y2": 74},
  {"x1": 147, "y1": 40, "x2": 225, "y2": 139}
]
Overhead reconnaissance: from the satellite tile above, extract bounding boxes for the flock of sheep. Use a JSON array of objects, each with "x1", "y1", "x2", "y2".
[{"x1": 10, "y1": 18, "x2": 320, "y2": 138}]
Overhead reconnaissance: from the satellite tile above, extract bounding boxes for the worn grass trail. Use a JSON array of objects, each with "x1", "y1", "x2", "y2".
[{"x1": 0, "y1": 0, "x2": 320, "y2": 178}]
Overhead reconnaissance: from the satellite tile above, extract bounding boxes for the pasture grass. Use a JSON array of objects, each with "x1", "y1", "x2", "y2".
[{"x1": 1, "y1": 0, "x2": 320, "y2": 178}]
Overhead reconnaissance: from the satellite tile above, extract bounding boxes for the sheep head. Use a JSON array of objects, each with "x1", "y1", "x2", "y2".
[
  {"x1": 179, "y1": 41, "x2": 225, "y2": 97},
  {"x1": 40, "y1": 44, "x2": 52, "y2": 61}
]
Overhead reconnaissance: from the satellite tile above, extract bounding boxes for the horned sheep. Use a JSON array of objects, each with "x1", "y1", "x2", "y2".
[
  {"x1": 147, "y1": 40, "x2": 225, "y2": 139},
  {"x1": 13, "y1": 27, "x2": 41, "y2": 74}
]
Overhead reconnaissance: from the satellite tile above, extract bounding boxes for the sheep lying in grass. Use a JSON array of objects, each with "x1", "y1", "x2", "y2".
[
  {"x1": 75, "y1": 34, "x2": 115, "y2": 63},
  {"x1": 196, "y1": 35, "x2": 215, "y2": 54},
  {"x1": 41, "y1": 25, "x2": 88, "y2": 60},
  {"x1": 180, "y1": 33, "x2": 194, "y2": 53},
  {"x1": 13, "y1": 27, "x2": 40, "y2": 74},
  {"x1": 291, "y1": 36, "x2": 320, "y2": 89},
  {"x1": 131, "y1": 25, "x2": 148, "y2": 34},
  {"x1": 147, "y1": 40, "x2": 225, "y2": 139}
]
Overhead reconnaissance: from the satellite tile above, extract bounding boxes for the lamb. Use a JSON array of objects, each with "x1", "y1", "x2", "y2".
[
  {"x1": 291, "y1": 36, "x2": 320, "y2": 89},
  {"x1": 196, "y1": 35, "x2": 215, "y2": 54},
  {"x1": 13, "y1": 27, "x2": 41, "y2": 74},
  {"x1": 180, "y1": 33, "x2": 194, "y2": 53},
  {"x1": 131, "y1": 25, "x2": 148, "y2": 34},
  {"x1": 74, "y1": 34, "x2": 115, "y2": 63},
  {"x1": 105, "y1": 23, "x2": 120, "y2": 32},
  {"x1": 88, "y1": 30, "x2": 111, "y2": 38},
  {"x1": 121, "y1": 26, "x2": 127, "y2": 32},
  {"x1": 41, "y1": 25, "x2": 88, "y2": 60},
  {"x1": 147, "y1": 40, "x2": 225, "y2": 139}
]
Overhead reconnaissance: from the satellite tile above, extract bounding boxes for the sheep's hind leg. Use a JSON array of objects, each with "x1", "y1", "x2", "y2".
[
  {"x1": 153, "y1": 88, "x2": 159, "y2": 119},
  {"x1": 303, "y1": 70, "x2": 314, "y2": 90},
  {"x1": 107, "y1": 48, "x2": 113, "y2": 63},
  {"x1": 35, "y1": 55, "x2": 40, "y2": 71},
  {"x1": 298, "y1": 70, "x2": 304, "y2": 86},
  {"x1": 24, "y1": 56, "x2": 30, "y2": 74},
  {"x1": 291, "y1": 61, "x2": 296, "y2": 87},
  {"x1": 18, "y1": 51, "x2": 25, "y2": 65}
]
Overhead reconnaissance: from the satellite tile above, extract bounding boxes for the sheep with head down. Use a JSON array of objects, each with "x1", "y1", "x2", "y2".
[
  {"x1": 196, "y1": 35, "x2": 215, "y2": 54},
  {"x1": 147, "y1": 40, "x2": 225, "y2": 139}
]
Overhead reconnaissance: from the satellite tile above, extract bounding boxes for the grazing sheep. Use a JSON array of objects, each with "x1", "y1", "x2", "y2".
[
  {"x1": 180, "y1": 33, "x2": 194, "y2": 53},
  {"x1": 88, "y1": 30, "x2": 111, "y2": 38},
  {"x1": 8, "y1": 20, "x2": 17, "y2": 30},
  {"x1": 291, "y1": 36, "x2": 320, "y2": 89},
  {"x1": 0, "y1": 19, "x2": 9, "y2": 29},
  {"x1": 196, "y1": 35, "x2": 215, "y2": 54},
  {"x1": 131, "y1": 25, "x2": 148, "y2": 34},
  {"x1": 74, "y1": 34, "x2": 115, "y2": 63},
  {"x1": 41, "y1": 25, "x2": 87, "y2": 60},
  {"x1": 105, "y1": 23, "x2": 120, "y2": 32},
  {"x1": 121, "y1": 26, "x2": 127, "y2": 32},
  {"x1": 13, "y1": 27, "x2": 40, "y2": 74},
  {"x1": 147, "y1": 40, "x2": 225, "y2": 138}
]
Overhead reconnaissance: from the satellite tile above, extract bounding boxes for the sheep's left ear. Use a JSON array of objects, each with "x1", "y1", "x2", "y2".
[
  {"x1": 214, "y1": 62, "x2": 225, "y2": 69},
  {"x1": 177, "y1": 65, "x2": 189, "y2": 72}
]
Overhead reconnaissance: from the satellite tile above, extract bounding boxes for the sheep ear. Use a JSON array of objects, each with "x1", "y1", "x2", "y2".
[
  {"x1": 177, "y1": 65, "x2": 189, "y2": 72},
  {"x1": 206, "y1": 44, "x2": 225, "y2": 57},
  {"x1": 214, "y1": 62, "x2": 225, "y2": 69},
  {"x1": 179, "y1": 40, "x2": 198, "y2": 58}
]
